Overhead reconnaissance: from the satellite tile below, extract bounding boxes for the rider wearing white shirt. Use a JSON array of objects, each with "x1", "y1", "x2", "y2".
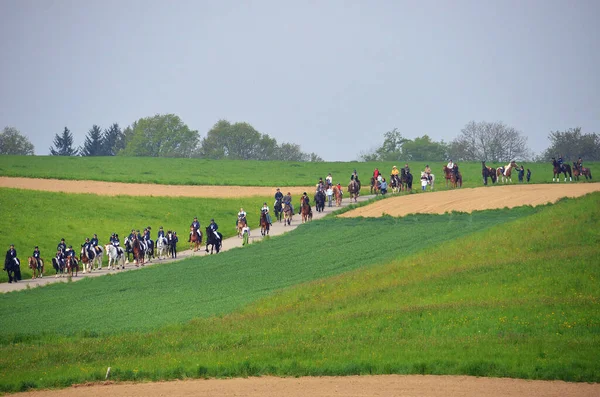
[
  {"x1": 261, "y1": 203, "x2": 272, "y2": 225},
  {"x1": 237, "y1": 208, "x2": 247, "y2": 226},
  {"x1": 447, "y1": 159, "x2": 454, "y2": 170}
]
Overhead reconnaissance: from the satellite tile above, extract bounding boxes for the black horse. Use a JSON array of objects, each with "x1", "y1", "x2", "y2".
[
  {"x1": 400, "y1": 168, "x2": 413, "y2": 190},
  {"x1": 124, "y1": 238, "x2": 134, "y2": 263},
  {"x1": 3, "y1": 257, "x2": 21, "y2": 283},
  {"x1": 205, "y1": 226, "x2": 223, "y2": 254},
  {"x1": 274, "y1": 198, "x2": 283, "y2": 222},
  {"x1": 314, "y1": 190, "x2": 325, "y2": 212},
  {"x1": 482, "y1": 161, "x2": 497, "y2": 185},
  {"x1": 552, "y1": 158, "x2": 572, "y2": 182}
]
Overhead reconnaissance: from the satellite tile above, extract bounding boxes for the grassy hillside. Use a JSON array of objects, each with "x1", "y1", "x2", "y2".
[
  {"x1": 0, "y1": 206, "x2": 535, "y2": 334},
  {"x1": 0, "y1": 188, "x2": 271, "y2": 282},
  {"x1": 1, "y1": 194, "x2": 599, "y2": 392},
  {"x1": 1, "y1": 155, "x2": 595, "y2": 188}
]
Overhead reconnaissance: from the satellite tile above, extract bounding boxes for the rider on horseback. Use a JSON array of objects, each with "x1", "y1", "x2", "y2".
[
  {"x1": 275, "y1": 188, "x2": 283, "y2": 202},
  {"x1": 283, "y1": 192, "x2": 294, "y2": 214},
  {"x1": 577, "y1": 157, "x2": 583, "y2": 171},
  {"x1": 299, "y1": 192, "x2": 312, "y2": 215},
  {"x1": 424, "y1": 165, "x2": 432, "y2": 181},
  {"x1": 261, "y1": 203, "x2": 272, "y2": 225},
  {"x1": 557, "y1": 155, "x2": 565, "y2": 172},
  {"x1": 91, "y1": 233, "x2": 102, "y2": 253},
  {"x1": 190, "y1": 217, "x2": 201, "y2": 242},
  {"x1": 83, "y1": 237, "x2": 95, "y2": 260},
  {"x1": 57, "y1": 238, "x2": 66, "y2": 256},
  {"x1": 237, "y1": 208, "x2": 247, "y2": 226},
  {"x1": 157, "y1": 227, "x2": 165, "y2": 239},
  {"x1": 391, "y1": 165, "x2": 399, "y2": 176},
  {"x1": 209, "y1": 219, "x2": 221, "y2": 240},
  {"x1": 326, "y1": 173, "x2": 333, "y2": 186},
  {"x1": 32, "y1": 246, "x2": 42, "y2": 268}
]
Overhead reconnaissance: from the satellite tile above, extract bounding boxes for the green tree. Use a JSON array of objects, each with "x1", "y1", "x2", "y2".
[
  {"x1": 120, "y1": 114, "x2": 199, "y2": 157},
  {"x1": 0, "y1": 126, "x2": 35, "y2": 155},
  {"x1": 101, "y1": 123, "x2": 123, "y2": 156},
  {"x1": 80, "y1": 125, "x2": 104, "y2": 156},
  {"x1": 360, "y1": 128, "x2": 407, "y2": 161},
  {"x1": 541, "y1": 127, "x2": 600, "y2": 161},
  {"x1": 50, "y1": 127, "x2": 79, "y2": 156},
  {"x1": 401, "y1": 135, "x2": 448, "y2": 161},
  {"x1": 200, "y1": 120, "x2": 320, "y2": 161}
]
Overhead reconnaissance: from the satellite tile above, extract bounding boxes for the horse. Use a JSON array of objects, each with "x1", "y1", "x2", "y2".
[
  {"x1": 314, "y1": 190, "x2": 325, "y2": 212},
  {"x1": 282, "y1": 202, "x2": 293, "y2": 226},
  {"x1": 274, "y1": 198, "x2": 283, "y2": 222},
  {"x1": 80, "y1": 246, "x2": 95, "y2": 274},
  {"x1": 28, "y1": 256, "x2": 44, "y2": 279},
  {"x1": 190, "y1": 225, "x2": 202, "y2": 252},
  {"x1": 347, "y1": 180, "x2": 360, "y2": 202},
  {"x1": 450, "y1": 165, "x2": 462, "y2": 188},
  {"x1": 205, "y1": 226, "x2": 222, "y2": 254},
  {"x1": 400, "y1": 169, "x2": 413, "y2": 191},
  {"x1": 333, "y1": 186, "x2": 343, "y2": 206},
  {"x1": 92, "y1": 245, "x2": 104, "y2": 270},
  {"x1": 482, "y1": 161, "x2": 496, "y2": 185},
  {"x1": 552, "y1": 158, "x2": 572, "y2": 182},
  {"x1": 51, "y1": 256, "x2": 66, "y2": 277},
  {"x1": 573, "y1": 162, "x2": 592, "y2": 181},
  {"x1": 390, "y1": 174, "x2": 400, "y2": 193},
  {"x1": 300, "y1": 199, "x2": 312, "y2": 223},
  {"x1": 370, "y1": 176, "x2": 379, "y2": 194},
  {"x1": 66, "y1": 255, "x2": 78, "y2": 277},
  {"x1": 496, "y1": 161, "x2": 518, "y2": 183},
  {"x1": 237, "y1": 216, "x2": 247, "y2": 237},
  {"x1": 427, "y1": 173, "x2": 435, "y2": 190},
  {"x1": 105, "y1": 244, "x2": 125, "y2": 270},
  {"x1": 443, "y1": 165, "x2": 453, "y2": 187},
  {"x1": 124, "y1": 238, "x2": 134, "y2": 264},
  {"x1": 155, "y1": 237, "x2": 168, "y2": 260},
  {"x1": 260, "y1": 211, "x2": 270, "y2": 235},
  {"x1": 132, "y1": 237, "x2": 145, "y2": 266}
]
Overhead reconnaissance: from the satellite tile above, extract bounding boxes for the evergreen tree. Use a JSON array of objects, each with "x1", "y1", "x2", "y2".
[
  {"x1": 101, "y1": 123, "x2": 123, "y2": 156},
  {"x1": 49, "y1": 127, "x2": 79, "y2": 156},
  {"x1": 80, "y1": 125, "x2": 104, "y2": 156}
]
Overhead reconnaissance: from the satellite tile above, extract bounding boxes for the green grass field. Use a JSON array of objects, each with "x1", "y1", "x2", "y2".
[
  {"x1": 1, "y1": 193, "x2": 598, "y2": 392},
  {"x1": 1, "y1": 155, "x2": 596, "y2": 188},
  {"x1": 0, "y1": 188, "x2": 273, "y2": 282}
]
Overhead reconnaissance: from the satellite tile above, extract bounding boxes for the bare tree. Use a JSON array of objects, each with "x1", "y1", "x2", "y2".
[{"x1": 449, "y1": 121, "x2": 531, "y2": 162}]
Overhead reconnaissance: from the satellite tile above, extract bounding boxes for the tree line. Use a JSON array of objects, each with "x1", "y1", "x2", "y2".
[
  {"x1": 2, "y1": 118, "x2": 599, "y2": 161},
  {"x1": 360, "y1": 121, "x2": 600, "y2": 162}
]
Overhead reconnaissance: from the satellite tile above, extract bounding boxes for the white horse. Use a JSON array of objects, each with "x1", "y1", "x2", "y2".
[
  {"x1": 92, "y1": 245, "x2": 104, "y2": 270},
  {"x1": 156, "y1": 236, "x2": 168, "y2": 259},
  {"x1": 104, "y1": 244, "x2": 125, "y2": 270},
  {"x1": 428, "y1": 173, "x2": 435, "y2": 190}
]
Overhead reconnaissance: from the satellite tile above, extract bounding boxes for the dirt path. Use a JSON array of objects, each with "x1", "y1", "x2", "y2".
[
  {"x1": 0, "y1": 194, "x2": 374, "y2": 293},
  {"x1": 0, "y1": 177, "x2": 313, "y2": 198},
  {"x1": 340, "y1": 183, "x2": 600, "y2": 218},
  {"x1": 11, "y1": 375, "x2": 599, "y2": 397}
]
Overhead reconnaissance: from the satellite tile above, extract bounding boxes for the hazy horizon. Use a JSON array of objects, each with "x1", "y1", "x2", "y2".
[{"x1": 1, "y1": 0, "x2": 598, "y2": 161}]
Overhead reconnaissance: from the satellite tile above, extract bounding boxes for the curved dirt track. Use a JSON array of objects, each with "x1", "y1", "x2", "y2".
[
  {"x1": 0, "y1": 177, "x2": 313, "y2": 198},
  {"x1": 340, "y1": 183, "x2": 600, "y2": 218},
  {"x1": 11, "y1": 375, "x2": 600, "y2": 397}
]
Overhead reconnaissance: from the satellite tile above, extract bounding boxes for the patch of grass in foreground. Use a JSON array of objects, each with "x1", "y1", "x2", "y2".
[
  {"x1": 0, "y1": 188, "x2": 271, "y2": 282},
  {"x1": 0, "y1": 205, "x2": 534, "y2": 335},
  {"x1": 0, "y1": 194, "x2": 598, "y2": 391}
]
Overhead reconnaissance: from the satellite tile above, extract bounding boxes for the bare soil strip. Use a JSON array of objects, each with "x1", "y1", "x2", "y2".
[
  {"x1": 340, "y1": 183, "x2": 600, "y2": 218},
  {"x1": 0, "y1": 177, "x2": 312, "y2": 198},
  {"x1": 11, "y1": 375, "x2": 600, "y2": 397}
]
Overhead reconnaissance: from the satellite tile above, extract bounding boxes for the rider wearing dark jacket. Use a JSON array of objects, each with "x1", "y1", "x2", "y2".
[
  {"x1": 57, "y1": 239, "x2": 66, "y2": 255},
  {"x1": 32, "y1": 246, "x2": 42, "y2": 267},
  {"x1": 209, "y1": 219, "x2": 221, "y2": 240},
  {"x1": 274, "y1": 188, "x2": 283, "y2": 202}
]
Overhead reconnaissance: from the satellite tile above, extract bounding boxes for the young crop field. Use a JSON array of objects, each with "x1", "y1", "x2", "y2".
[
  {"x1": 0, "y1": 188, "x2": 272, "y2": 282},
  {"x1": 1, "y1": 155, "x2": 596, "y2": 188},
  {"x1": 1, "y1": 193, "x2": 599, "y2": 392}
]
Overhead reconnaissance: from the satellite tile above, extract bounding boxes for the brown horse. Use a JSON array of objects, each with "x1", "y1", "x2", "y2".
[
  {"x1": 347, "y1": 180, "x2": 359, "y2": 202},
  {"x1": 573, "y1": 162, "x2": 592, "y2": 181},
  {"x1": 333, "y1": 186, "x2": 343, "y2": 206},
  {"x1": 300, "y1": 200, "x2": 312, "y2": 223},
  {"x1": 190, "y1": 225, "x2": 202, "y2": 251},
  {"x1": 28, "y1": 256, "x2": 44, "y2": 279},
  {"x1": 237, "y1": 217, "x2": 247, "y2": 237},
  {"x1": 370, "y1": 176, "x2": 380, "y2": 194},
  {"x1": 132, "y1": 237, "x2": 145, "y2": 266},
  {"x1": 66, "y1": 255, "x2": 79, "y2": 277},
  {"x1": 443, "y1": 166, "x2": 453, "y2": 187},
  {"x1": 482, "y1": 161, "x2": 496, "y2": 185},
  {"x1": 260, "y1": 212, "x2": 270, "y2": 235},
  {"x1": 451, "y1": 166, "x2": 463, "y2": 188}
]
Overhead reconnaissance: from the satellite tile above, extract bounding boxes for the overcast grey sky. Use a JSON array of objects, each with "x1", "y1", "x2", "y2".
[{"x1": 1, "y1": 0, "x2": 598, "y2": 161}]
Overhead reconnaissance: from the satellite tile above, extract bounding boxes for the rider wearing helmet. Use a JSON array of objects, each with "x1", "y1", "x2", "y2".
[
  {"x1": 237, "y1": 208, "x2": 247, "y2": 226},
  {"x1": 209, "y1": 219, "x2": 221, "y2": 240}
]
